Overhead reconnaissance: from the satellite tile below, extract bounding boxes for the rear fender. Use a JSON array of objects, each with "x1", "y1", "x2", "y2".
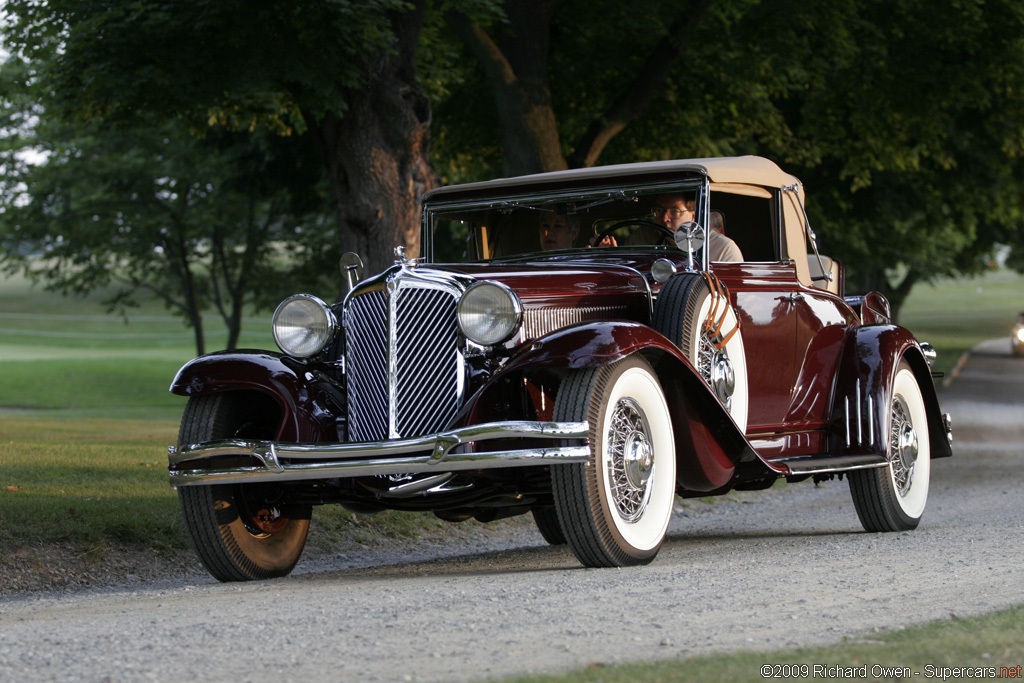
[
  {"x1": 169, "y1": 351, "x2": 332, "y2": 442},
  {"x1": 830, "y1": 326, "x2": 952, "y2": 460},
  {"x1": 456, "y1": 322, "x2": 766, "y2": 492}
]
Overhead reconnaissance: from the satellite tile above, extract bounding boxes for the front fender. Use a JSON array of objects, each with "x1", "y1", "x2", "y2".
[
  {"x1": 457, "y1": 322, "x2": 766, "y2": 492},
  {"x1": 829, "y1": 326, "x2": 952, "y2": 460},
  {"x1": 169, "y1": 351, "x2": 334, "y2": 442}
]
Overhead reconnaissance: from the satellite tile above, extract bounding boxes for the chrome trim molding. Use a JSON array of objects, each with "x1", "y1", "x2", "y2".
[
  {"x1": 782, "y1": 454, "x2": 888, "y2": 475},
  {"x1": 843, "y1": 378, "x2": 876, "y2": 449},
  {"x1": 169, "y1": 420, "x2": 590, "y2": 487}
]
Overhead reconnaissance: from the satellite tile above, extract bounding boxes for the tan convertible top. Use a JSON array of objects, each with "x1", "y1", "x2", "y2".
[{"x1": 424, "y1": 155, "x2": 803, "y2": 201}]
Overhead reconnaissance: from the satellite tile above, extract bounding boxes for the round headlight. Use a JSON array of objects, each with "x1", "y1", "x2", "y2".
[
  {"x1": 272, "y1": 294, "x2": 337, "y2": 358},
  {"x1": 651, "y1": 258, "x2": 678, "y2": 283},
  {"x1": 458, "y1": 281, "x2": 522, "y2": 345}
]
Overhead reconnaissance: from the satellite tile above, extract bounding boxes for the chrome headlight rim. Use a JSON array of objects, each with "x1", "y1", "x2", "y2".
[
  {"x1": 457, "y1": 280, "x2": 523, "y2": 346},
  {"x1": 272, "y1": 293, "x2": 339, "y2": 359},
  {"x1": 651, "y1": 258, "x2": 678, "y2": 284}
]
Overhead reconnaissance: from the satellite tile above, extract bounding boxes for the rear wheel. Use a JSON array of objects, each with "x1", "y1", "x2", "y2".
[
  {"x1": 551, "y1": 356, "x2": 675, "y2": 567},
  {"x1": 177, "y1": 393, "x2": 311, "y2": 581},
  {"x1": 849, "y1": 361, "x2": 931, "y2": 531}
]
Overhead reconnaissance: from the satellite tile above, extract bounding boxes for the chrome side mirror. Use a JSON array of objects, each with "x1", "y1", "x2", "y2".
[
  {"x1": 674, "y1": 221, "x2": 706, "y2": 266},
  {"x1": 339, "y1": 252, "x2": 364, "y2": 295}
]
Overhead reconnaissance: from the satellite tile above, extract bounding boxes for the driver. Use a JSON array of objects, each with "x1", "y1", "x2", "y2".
[
  {"x1": 650, "y1": 194, "x2": 693, "y2": 244},
  {"x1": 652, "y1": 195, "x2": 743, "y2": 262},
  {"x1": 591, "y1": 194, "x2": 693, "y2": 247}
]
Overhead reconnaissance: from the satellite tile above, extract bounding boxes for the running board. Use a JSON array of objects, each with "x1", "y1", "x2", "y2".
[{"x1": 778, "y1": 454, "x2": 888, "y2": 475}]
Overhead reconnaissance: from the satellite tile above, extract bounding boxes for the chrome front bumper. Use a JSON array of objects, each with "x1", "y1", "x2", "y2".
[{"x1": 168, "y1": 420, "x2": 590, "y2": 488}]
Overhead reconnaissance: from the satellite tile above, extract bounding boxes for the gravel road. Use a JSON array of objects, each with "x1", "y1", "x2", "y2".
[{"x1": 1, "y1": 338, "x2": 1021, "y2": 682}]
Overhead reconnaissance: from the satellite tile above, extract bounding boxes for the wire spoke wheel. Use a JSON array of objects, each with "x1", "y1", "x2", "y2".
[
  {"x1": 551, "y1": 356, "x2": 675, "y2": 567},
  {"x1": 605, "y1": 397, "x2": 656, "y2": 522}
]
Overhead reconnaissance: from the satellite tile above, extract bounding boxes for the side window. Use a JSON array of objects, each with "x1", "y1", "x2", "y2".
[{"x1": 708, "y1": 191, "x2": 777, "y2": 262}]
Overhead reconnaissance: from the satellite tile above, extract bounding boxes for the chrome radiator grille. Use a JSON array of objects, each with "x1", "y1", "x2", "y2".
[{"x1": 344, "y1": 277, "x2": 461, "y2": 441}]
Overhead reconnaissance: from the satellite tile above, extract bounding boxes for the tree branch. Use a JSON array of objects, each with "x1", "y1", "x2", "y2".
[
  {"x1": 444, "y1": 10, "x2": 517, "y2": 88},
  {"x1": 567, "y1": 0, "x2": 712, "y2": 168}
]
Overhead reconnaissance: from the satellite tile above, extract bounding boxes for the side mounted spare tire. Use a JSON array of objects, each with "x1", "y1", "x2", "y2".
[{"x1": 652, "y1": 272, "x2": 748, "y2": 432}]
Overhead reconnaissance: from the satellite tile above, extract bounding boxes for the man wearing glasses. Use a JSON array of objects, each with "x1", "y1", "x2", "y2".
[{"x1": 652, "y1": 194, "x2": 743, "y2": 262}]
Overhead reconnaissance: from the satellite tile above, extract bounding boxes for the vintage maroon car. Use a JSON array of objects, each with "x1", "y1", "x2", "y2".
[{"x1": 168, "y1": 156, "x2": 953, "y2": 581}]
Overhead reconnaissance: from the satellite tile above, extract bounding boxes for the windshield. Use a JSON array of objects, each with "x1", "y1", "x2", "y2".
[{"x1": 428, "y1": 185, "x2": 703, "y2": 263}]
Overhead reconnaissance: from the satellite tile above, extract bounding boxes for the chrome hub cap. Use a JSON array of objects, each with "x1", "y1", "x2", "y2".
[
  {"x1": 710, "y1": 351, "x2": 736, "y2": 408},
  {"x1": 606, "y1": 398, "x2": 655, "y2": 523},
  {"x1": 623, "y1": 432, "x2": 654, "y2": 489},
  {"x1": 890, "y1": 396, "x2": 918, "y2": 496},
  {"x1": 698, "y1": 336, "x2": 735, "y2": 410}
]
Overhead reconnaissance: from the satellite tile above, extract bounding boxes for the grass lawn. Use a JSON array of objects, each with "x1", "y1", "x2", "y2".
[
  {"x1": 0, "y1": 274, "x2": 482, "y2": 555},
  {"x1": 897, "y1": 268, "x2": 1023, "y2": 375}
]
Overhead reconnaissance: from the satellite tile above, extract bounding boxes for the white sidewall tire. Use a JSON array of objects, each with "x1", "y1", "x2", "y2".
[
  {"x1": 597, "y1": 365, "x2": 676, "y2": 553},
  {"x1": 890, "y1": 364, "x2": 930, "y2": 520}
]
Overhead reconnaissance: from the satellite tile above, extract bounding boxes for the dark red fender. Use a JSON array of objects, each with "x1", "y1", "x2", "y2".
[
  {"x1": 169, "y1": 351, "x2": 331, "y2": 443},
  {"x1": 829, "y1": 326, "x2": 952, "y2": 460},
  {"x1": 453, "y1": 321, "x2": 771, "y2": 492}
]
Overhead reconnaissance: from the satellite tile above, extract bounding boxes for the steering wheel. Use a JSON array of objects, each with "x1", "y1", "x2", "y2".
[{"x1": 593, "y1": 219, "x2": 675, "y2": 247}]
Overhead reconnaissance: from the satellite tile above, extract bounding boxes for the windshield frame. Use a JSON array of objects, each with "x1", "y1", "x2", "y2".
[{"x1": 422, "y1": 177, "x2": 709, "y2": 265}]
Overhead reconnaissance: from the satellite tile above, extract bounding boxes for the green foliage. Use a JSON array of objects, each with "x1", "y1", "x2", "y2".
[
  {"x1": 4, "y1": 0, "x2": 1024, "y2": 328},
  {"x1": 3, "y1": 0, "x2": 439, "y2": 280},
  {"x1": 779, "y1": 0, "x2": 1024, "y2": 308},
  {"x1": 2, "y1": 0, "x2": 405, "y2": 127}
]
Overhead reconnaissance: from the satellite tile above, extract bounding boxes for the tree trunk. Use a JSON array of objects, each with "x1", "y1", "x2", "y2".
[
  {"x1": 881, "y1": 270, "x2": 918, "y2": 324},
  {"x1": 306, "y1": 1, "x2": 438, "y2": 279},
  {"x1": 446, "y1": 0, "x2": 566, "y2": 177}
]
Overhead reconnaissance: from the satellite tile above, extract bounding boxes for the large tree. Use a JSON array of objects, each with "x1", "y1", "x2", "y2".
[{"x1": 2, "y1": 0, "x2": 439, "y2": 277}]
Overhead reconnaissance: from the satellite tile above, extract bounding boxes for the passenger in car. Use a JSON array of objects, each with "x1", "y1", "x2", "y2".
[
  {"x1": 709, "y1": 210, "x2": 744, "y2": 262},
  {"x1": 538, "y1": 210, "x2": 579, "y2": 251}
]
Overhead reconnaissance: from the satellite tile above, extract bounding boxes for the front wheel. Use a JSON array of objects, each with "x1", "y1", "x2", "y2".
[
  {"x1": 848, "y1": 361, "x2": 931, "y2": 531},
  {"x1": 551, "y1": 356, "x2": 676, "y2": 567},
  {"x1": 177, "y1": 393, "x2": 311, "y2": 581}
]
